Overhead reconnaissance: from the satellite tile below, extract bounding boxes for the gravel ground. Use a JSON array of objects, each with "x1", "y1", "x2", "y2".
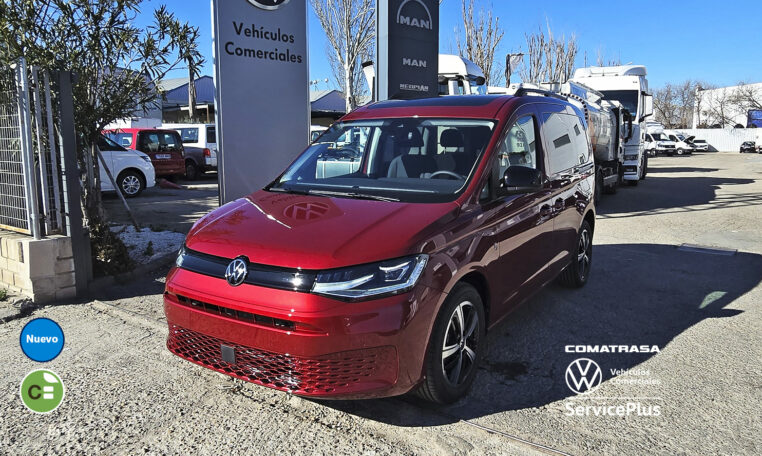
[
  {"x1": 111, "y1": 226, "x2": 186, "y2": 265},
  {"x1": 2, "y1": 152, "x2": 761, "y2": 455}
]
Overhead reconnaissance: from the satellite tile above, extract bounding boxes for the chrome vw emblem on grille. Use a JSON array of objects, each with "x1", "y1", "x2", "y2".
[{"x1": 225, "y1": 257, "x2": 249, "y2": 287}]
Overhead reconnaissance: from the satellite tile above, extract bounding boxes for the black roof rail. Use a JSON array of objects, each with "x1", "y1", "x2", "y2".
[{"x1": 513, "y1": 87, "x2": 569, "y2": 102}]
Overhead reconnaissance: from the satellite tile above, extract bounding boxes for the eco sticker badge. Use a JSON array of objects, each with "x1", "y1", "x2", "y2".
[{"x1": 20, "y1": 369, "x2": 65, "y2": 414}]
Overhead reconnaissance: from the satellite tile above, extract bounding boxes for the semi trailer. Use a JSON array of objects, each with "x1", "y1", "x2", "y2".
[
  {"x1": 571, "y1": 65, "x2": 654, "y2": 185},
  {"x1": 533, "y1": 81, "x2": 632, "y2": 203}
]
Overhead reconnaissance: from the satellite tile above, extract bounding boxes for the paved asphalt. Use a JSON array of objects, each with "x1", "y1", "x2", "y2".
[{"x1": 2, "y1": 152, "x2": 761, "y2": 455}]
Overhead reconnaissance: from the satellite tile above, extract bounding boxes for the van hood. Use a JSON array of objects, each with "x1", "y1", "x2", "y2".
[{"x1": 184, "y1": 190, "x2": 459, "y2": 270}]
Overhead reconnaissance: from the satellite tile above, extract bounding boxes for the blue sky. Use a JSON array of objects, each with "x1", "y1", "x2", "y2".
[{"x1": 136, "y1": 0, "x2": 762, "y2": 89}]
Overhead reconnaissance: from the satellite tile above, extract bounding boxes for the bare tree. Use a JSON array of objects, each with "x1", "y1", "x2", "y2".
[
  {"x1": 654, "y1": 80, "x2": 703, "y2": 128},
  {"x1": 519, "y1": 23, "x2": 577, "y2": 84},
  {"x1": 728, "y1": 82, "x2": 762, "y2": 118},
  {"x1": 456, "y1": 0, "x2": 505, "y2": 86},
  {"x1": 311, "y1": 0, "x2": 375, "y2": 112}
]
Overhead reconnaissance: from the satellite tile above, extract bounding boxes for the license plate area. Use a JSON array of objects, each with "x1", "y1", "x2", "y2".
[
  {"x1": 155, "y1": 153, "x2": 171, "y2": 159},
  {"x1": 221, "y1": 344, "x2": 236, "y2": 364}
]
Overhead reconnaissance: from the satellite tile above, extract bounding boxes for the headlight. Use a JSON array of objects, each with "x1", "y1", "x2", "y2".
[
  {"x1": 175, "y1": 245, "x2": 186, "y2": 267},
  {"x1": 140, "y1": 155, "x2": 151, "y2": 162},
  {"x1": 312, "y1": 255, "x2": 428, "y2": 300},
  {"x1": 624, "y1": 154, "x2": 638, "y2": 161}
]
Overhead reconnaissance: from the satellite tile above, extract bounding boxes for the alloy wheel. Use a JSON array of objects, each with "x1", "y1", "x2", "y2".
[
  {"x1": 121, "y1": 175, "x2": 141, "y2": 195},
  {"x1": 577, "y1": 228, "x2": 591, "y2": 279},
  {"x1": 441, "y1": 301, "x2": 479, "y2": 387}
]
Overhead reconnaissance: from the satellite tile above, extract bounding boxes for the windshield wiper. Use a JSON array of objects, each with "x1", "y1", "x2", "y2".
[
  {"x1": 267, "y1": 186, "x2": 310, "y2": 195},
  {"x1": 308, "y1": 189, "x2": 400, "y2": 202}
]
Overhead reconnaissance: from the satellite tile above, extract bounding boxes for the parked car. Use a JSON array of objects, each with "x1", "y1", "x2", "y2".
[
  {"x1": 97, "y1": 135, "x2": 155, "y2": 197},
  {"x1": 104, "y1": 128, "x2": 185, "y2": 179},
  {"x1": 740, "y1": 141, "x2": 756, "y2": 153},
  {"x1": 690, "y1": 139, "x2": 710, "y2": 151},
  {"x1": 164, "y1": 94, "x2": 596, "y2": 404},
  {"x1": 163, "y1": 123, "x2": 218, "y2": 179}
]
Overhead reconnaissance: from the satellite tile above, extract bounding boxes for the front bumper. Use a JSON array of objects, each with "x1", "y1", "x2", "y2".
[{"x1": 164, "y1": 267, "x2": 442, "y2": 398}]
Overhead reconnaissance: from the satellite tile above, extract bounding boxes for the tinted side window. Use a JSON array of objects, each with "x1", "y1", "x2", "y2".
[
  {"x1": 206, "y1": 126, "x2": 216, "y2": 143},
  {"x1": 542, "y1": 112, "x2": 589, "y2": 174}
]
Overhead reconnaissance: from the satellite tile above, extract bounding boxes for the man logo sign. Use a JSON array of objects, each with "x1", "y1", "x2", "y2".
[
  {"x1": 565, "y1": 358, "x2": 603, "y2": 394},
  {"x1": 247, "y1": 0, "x2": 290, "y2": 10},
  {"x1": 396, "y1": 0, "x2": 433, "y2": 30}
]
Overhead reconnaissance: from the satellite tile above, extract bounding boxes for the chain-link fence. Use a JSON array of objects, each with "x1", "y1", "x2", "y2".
[{"x1": 0, "y1": 59, "x2": 65, "y2": 238}]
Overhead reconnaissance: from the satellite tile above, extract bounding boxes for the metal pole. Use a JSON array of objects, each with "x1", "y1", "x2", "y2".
[
  {"x1": 32, "y1": 67, "x2": 53, "y2": 235},
  {"x1": 16, "y1": 58, "x2": 41, "y2": 239},
  {"x1": 58, "y1": 70, "x2": 92, "y2": 292},
  {"x1": 43, "y1": 70, "x2": 64, "y2": 231}
]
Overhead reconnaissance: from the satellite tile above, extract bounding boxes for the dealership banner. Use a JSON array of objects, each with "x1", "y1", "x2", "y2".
[
  {"x1": 376, "y1": 0, "x2": 439, "y2": 100},
  {"x1": 212, "y1": 0, "x2": 309, "y2": 204}
]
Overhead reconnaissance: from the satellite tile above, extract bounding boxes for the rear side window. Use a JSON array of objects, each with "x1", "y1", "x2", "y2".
[
  {"x1": 206, "y1": 126, "x2": 216, "y2": 144},
  {"x1": 178, "y1": 128, "x2": 199, "y2": 143},
  {"x1": 542, "y1": 112, "x2": 589, "y2": 174}
]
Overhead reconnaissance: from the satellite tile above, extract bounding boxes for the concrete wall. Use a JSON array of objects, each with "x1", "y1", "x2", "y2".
[
  {"x1": 676, "y1": 128, "x2": 760, "y2": 152},
  {"x1": 0, "y1": 230, "x2": 76, "y2": 303}
]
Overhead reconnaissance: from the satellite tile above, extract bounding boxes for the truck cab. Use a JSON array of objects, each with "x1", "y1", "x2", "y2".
[
  {"x1": 437, "y1": 54, "x2": 487, "y2": 96},
  {"x1": 571, "y1": 65, "x2": 653, "y2": 184}
]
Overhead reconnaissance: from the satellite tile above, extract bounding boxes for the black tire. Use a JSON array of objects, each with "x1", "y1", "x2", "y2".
[
  {"x1": 416, "y1": 283, "x2": 486, "y2": 404},
  {"x1": 640, "y1": 154, "x2": 648, "y2": 180},
  {"x1": 558, "y1": 220, "x2": 593, "y2": 288},
  {"x1": 676, "y1": 148, "x2": 685, "y2": 155},
  {"x1": 594, "y1": 171, "x2": 603, "y2": 206},
  {"x1": 116, "y1": 170, "x2": 144, "y2": 198},
  {"x1": 185, "y1": 160, "x2": 198, "y2": 180}
]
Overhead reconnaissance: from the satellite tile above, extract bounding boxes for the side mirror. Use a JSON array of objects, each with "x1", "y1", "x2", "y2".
[
  {"x1": 499, "y1": 166, "x2": 543, "y2": 194},
  {"x1": 640, "y1": 94, "x2": 654, "y2": 122}
]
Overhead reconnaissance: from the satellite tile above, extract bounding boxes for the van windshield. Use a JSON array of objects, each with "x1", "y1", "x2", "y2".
[{"x1": 268, "y1": 118, "x2": 495, "y2": 203}]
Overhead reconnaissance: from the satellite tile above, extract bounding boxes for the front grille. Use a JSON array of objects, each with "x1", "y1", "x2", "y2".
[
  {"x1": 167, "y1": 324, "x2": 396, "y2": 395},
  {"x1": 175, "y1": 294, "x2": 297, "y2": 331}
]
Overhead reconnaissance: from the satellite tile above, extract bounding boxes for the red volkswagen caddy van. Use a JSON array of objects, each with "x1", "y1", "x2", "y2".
[{"x1": 164, "y1": 94, "x2": 596, "y2": 403}]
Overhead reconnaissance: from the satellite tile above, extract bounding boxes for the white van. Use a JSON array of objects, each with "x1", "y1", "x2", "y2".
[
  {"x1": 664, "y1": 130, "x2": 694, "y2": 155},
  {"x1": 644, "y1": 122, "x2": 676, "y2": 156},
  {"x1": 98, "y1": 135, "x2": 155, "y2": 197},
  {"x1": 162, "y1": 123, "x2": 218, "y2": 174}
]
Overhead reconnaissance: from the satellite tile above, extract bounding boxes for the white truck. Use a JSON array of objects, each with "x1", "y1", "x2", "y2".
[
  {"x1": 437, "y1": 54, "x2": 487, "y2": 95},
  {"x1": 571, "y1": 65, "x2": 654, "y2": 185}
]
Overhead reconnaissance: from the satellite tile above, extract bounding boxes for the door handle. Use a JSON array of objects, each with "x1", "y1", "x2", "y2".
[
  {"x1": 540, "y1": 204, "x2": 552, "y2": 217},
  {"x1": 554, "y1": 198, "x2": 564, "y2": 210}
]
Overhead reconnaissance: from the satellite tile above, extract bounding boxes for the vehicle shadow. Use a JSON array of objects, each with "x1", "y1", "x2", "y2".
[
  {"x1": 597, "y1": 175, "x2": 757, "y2": 217},
  {"x1": 317, "y1": 243, "x2": 762, "y2": 425},
  {"x1": 647, "y1": 167, "x2": 721, "y2": 173}
]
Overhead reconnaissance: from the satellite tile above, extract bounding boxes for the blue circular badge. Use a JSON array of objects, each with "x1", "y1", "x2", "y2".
[{"x1": 20, "y1": 318, "x2": 65, "y2": 362}]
